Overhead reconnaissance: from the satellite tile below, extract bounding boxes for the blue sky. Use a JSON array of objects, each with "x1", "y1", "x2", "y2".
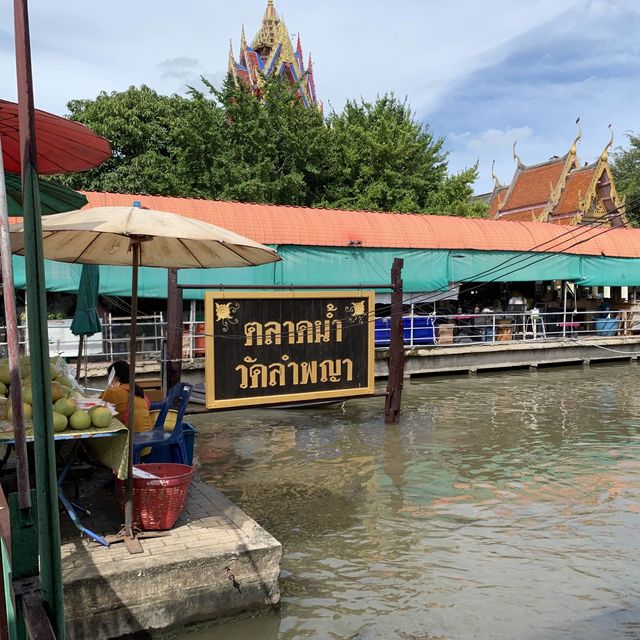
[{"x1": 1, "y1": 0, "x2": 639, "y2": 193}]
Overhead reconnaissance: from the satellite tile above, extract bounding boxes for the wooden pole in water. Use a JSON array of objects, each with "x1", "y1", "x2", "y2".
[
  {"x1": 385, "y1": 258, "x2": 404, "y2": 424},
  {"x1": 166, "y1": 268, "x2": 183, "y2": 392}
]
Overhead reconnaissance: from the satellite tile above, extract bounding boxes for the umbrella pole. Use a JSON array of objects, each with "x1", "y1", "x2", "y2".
[{"x1": 124, "y1": 241, "x2": 140, "y2": 541}]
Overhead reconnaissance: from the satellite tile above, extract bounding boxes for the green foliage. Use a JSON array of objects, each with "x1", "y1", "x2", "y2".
[
  {"x1": 611, "y1": 134, "x2": 640, "y2": 226},
  {"x1": 62, "y1": 80, "x2": 485, "y2": 217}
]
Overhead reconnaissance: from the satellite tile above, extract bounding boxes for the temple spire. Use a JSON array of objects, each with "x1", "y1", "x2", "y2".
[
  {"x1": 228, "y1": 39, "x2": 236, "y2": 81},
  {"x1": 229, "y1": 0, "x2": 320, "y2": 110}
]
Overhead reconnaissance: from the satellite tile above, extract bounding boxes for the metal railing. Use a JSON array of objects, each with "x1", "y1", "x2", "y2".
[
  {"x1": 373, "y1": 308, "x2": 640, "y2": 348},
  {"x1": 0, "y1": 308, "x2": 638, "y2": 363}
]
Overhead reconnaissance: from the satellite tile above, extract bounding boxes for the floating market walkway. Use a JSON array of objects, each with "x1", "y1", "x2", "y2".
[{"x1": 61, "y1": 472, "x2": 281, "y2": 639}]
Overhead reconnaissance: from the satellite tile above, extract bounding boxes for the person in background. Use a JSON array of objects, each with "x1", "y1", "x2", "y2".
[
  {"x1": 509, "y1": 291, "x2": 527, "y2": 309},
  {"x1": 101, "y1": 360, "x2": 152, "y2": 433}
]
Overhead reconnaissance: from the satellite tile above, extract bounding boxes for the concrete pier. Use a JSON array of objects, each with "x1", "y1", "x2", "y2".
[{"x1": 61, "y1": 474, "x2": 281, "y2": 639}]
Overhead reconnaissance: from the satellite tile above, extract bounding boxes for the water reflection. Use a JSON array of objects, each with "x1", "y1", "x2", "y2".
[{"x1": 179, "y1": 363, "x2": 640, "y2": 640}]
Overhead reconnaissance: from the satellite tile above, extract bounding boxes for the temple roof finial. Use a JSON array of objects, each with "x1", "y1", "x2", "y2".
[
  {"x1": 570, "y1": 117, "x2": 582, "y2": 156},
  {"x1": 240, "y1": 24, "x2": 247, "y2": 49},
  {"x1": 513, "y1": 141, "x2": 523, "y2": 168},
  {"x1": 491, "y1": 160, "x2": 504, "y2": 189},
  {"x1": 600, "y1": 124, "x2": 614, "y2": 163}
]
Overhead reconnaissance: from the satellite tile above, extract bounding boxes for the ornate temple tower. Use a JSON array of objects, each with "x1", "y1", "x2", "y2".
[{"x1": 228, "y1": 0, "x2": 321, "y2": 110}]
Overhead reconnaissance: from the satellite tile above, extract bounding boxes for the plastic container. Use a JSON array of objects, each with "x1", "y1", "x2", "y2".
[
  {"x1": 116, "y1": 463, "x2": 194, "y2": 530},
  {"x1": 595, "y1": 317, "x2": 620, "y2": 336},
  {"x1": 143, "y1": 423, "x2": 198, "y2": 465}
]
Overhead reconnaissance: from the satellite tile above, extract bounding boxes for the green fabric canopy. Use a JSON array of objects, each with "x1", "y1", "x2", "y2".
[
  {"x1": 11, "y1": 246, "x2": 640, "y2": 300},
  {"x1": 70, "y1": 264, "x2": 102, "y2": 336},
  {"x1": 4, "y1": 172, "x2": 87, "y2": 216}
]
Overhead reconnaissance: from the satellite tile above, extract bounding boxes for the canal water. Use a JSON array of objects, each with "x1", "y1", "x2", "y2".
[{"x1": 179, "y1": 364, "x2": 640, "y2": 639}]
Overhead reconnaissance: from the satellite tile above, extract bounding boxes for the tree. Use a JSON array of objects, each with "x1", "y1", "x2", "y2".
[
  {"x1": 319, "y1": 95, "x2": 485, "y2": 216},
  {"x1": 61, "y1": 86, "x2": 200, "y2": 196},
  {"x1": 611, "y1": 134, "x2": 640, "y2": 226},
  {"x1": 204, "y1": 76, "x2": 333, "y2": 206},
  {"x1": 61, "y1": 82, "x2": 485, "y2": 217}
]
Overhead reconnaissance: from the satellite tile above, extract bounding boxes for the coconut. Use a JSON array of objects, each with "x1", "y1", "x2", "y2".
[
  {"x1": 52, "y1": 411, "x2": 68, "y2": 432},
  {"x1": 0, "y1": 381, "x2": 7, "y2": 397},
  {"x1": 0, "y1": 363, "x2": 10, "y2": 386},
  {"x1": 50, "y1": 381, "x2": 67, "y2": 402},
  {"x1": 21, "y1": 385, "x2": 33, "y2": 405},
  {"x1": 89, "y1": 406, "x2": 112, "y2": 428},
  {"x1": 54, "y1": 397, "x2": 77, "y2": 418},
  {"x1": 69, "y1": 410, "x2": 91, "y2": 431},
  {"x1": 7, "y1": 402, "x2": 32, "y2": 421}
]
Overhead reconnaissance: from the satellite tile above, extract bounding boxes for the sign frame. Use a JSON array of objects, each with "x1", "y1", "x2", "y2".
[{"x1": 204, "y1": 290, "x2": 375, "y2": 409}]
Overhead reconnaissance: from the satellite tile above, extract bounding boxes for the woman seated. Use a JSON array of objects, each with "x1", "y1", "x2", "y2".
[{"x1": 100, "y1": 360, "x2": 152, "y2": 433}]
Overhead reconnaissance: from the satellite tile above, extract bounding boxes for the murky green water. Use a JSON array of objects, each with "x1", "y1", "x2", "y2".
[{"x1": 180, "y1": 364, "x2": 640, "y2": 639}]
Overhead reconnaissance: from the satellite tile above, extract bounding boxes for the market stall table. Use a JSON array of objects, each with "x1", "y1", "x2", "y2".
[{"x1": 0, "y1": 422, "x2": 127, "y2": 547}]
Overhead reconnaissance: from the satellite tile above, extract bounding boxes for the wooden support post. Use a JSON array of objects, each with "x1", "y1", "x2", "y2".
[
  {"x1": 166, "y1": 269, "x2": 183, "y2": 391},
  {"x1": 384, "y1": 258, "x2": 404, "y2": 424}
]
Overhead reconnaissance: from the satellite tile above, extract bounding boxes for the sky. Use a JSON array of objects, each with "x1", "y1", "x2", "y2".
[{"x1": 1, "y1": 0, "x2": 639, "y2": 194}]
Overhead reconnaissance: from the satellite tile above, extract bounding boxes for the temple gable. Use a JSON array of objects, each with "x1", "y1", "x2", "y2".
[{"x1": 489, "y1": 125, "x2": 625, "y2": 226}]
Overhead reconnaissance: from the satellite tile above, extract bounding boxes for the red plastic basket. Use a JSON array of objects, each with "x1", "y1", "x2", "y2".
[{"x1": 116, "y1": 463, "x2": 195, "y2": 530}]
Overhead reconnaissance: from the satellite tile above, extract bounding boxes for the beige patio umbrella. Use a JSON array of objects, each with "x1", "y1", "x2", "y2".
[{"x1": 10, "y1": 205, "x2": 281, "y2": 547}]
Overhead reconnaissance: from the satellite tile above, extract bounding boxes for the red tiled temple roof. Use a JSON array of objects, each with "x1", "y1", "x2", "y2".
[
  {"x1": 79, "y1": 191, "x2": 640, "y2": 258},
  {"x1": 501, "y1": 158, "x2": 566, "y2": 211},
  {"x1": 554, "y1": 166, "x2": 596, "y2": 216}
]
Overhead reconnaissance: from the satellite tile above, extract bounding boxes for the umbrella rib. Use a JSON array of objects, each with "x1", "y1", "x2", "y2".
[
  {"x1": 218, "y1": 242, "x2": 264, "y2": 267},
  {"x1": 177, "y1": 238, "x2": 207, "y2": 268},
  {"x1": 73, "y1": 233, "x2": 103, "y2": 264}
]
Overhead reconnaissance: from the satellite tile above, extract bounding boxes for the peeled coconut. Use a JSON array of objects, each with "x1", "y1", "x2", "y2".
[
  {"x1": 7, "y1": 402, "x2": 32, "y2": 421},
  {"x1": 89, "y1": 406, "x2": 112, "y2": 428},
  {"x1": 52, "y1": 411, "x2": 68, "y2": 432},
  {"x1": 54, "y1": 397, "x2": 77, "y2": 418},
  {"x1": 69, "y1": 410, "x2": 91, "y2": 431}
]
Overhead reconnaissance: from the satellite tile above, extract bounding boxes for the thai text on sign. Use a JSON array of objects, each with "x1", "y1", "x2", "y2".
[{"x1": 204, "y1": 291, "x2": 375, "y2": 409}]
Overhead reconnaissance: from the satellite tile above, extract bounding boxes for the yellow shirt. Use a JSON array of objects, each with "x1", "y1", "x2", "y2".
[{"x1": 101, "y1": 385, "x2": 153, "y2": 433}]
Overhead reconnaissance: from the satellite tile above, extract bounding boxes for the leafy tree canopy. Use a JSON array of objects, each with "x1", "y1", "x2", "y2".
[
  {"x1": 611, "y1": 134, "x2": 640, "y2": 226},
  {"x1": 61, "y1": 78, "x2": 485, "y2": 217}
]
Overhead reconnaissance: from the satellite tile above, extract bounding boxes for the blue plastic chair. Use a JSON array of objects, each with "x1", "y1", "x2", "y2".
[{"x1": 133, "y1": 382, "x2": 193, "y2": 464}]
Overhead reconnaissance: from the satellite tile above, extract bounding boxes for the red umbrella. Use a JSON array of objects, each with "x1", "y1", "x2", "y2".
[{"x1": 0, "y1": 98, "x2": 111, "y2": 174}]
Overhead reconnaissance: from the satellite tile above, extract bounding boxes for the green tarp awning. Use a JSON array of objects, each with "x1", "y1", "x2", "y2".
[{"x1": 13, "y1": 247, "x2": 640, "y2": 299}]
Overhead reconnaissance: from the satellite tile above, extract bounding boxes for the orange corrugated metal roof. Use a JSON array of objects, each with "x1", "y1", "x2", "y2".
[
  {"x1": 555, "y1": 166, "x2": 595, "y2": 215},
  {"x1": 80, "y1": 191, "x2": 640, "y2": 258},
  {"x1": 502, "y1": 158, "x2": 566, "y2": 210}
]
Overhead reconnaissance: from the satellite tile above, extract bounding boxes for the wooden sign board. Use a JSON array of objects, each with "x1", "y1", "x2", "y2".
[{"x1": 204, "y1": 291, "x2": 375, "y2": 409}]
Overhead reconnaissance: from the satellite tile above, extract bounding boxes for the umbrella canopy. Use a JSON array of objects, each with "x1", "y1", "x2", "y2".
[
  {"x1": 5, "y1": 172, "x2": 87, "y2": 216},
  {"x1": 0, "y1": 98, "x2": 111, "y2": 175},
  {"x1": 70, "y1": 264, "x2": 102, "y2": 337},
  {"x1": 9, "y1": 206, "x2": 282, "y2": 268}
]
